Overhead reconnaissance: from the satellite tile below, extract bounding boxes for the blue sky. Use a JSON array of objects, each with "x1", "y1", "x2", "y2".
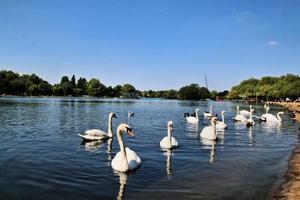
[{"x1": 0, "y1": 0, "x2": 299, "y2": 91}]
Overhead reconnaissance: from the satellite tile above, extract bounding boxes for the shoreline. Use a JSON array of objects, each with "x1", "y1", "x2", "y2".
[{"x1": 269, "y1": 102, "x2": 300, "y2": 200}]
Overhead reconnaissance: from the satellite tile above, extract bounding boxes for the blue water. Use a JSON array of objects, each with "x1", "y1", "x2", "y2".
[{"x1": 0, "y1": 97, "x2": 298, "y2": 200}]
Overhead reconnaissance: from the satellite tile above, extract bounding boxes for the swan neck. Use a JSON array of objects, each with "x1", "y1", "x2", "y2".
[
  {"x1": 210, "y1": 106, "x2": 212, "y2": 114},
  {"x1": 117, "y1": 128, "x2": 126, "y2": 153},
  {"x1": 277, "y1": 112, "x2": 282, "y2": 121},
  {"x1": 167, "y1": 127, "x2": 172, "y2": 144},
  {"x1": 237, "y1": 107, "x2": 239, "y2": 115},
  {"x1": 108, "y1": 115, "x2": 113, "y2": 137},
  {"x1": 211, "y1": 121, "x2": 217, "y2": 138},
  {"x1": 195, "y1": 110, "x2": 199, "y2": 119},
  {"x1": 222, "y1": 114, "x2": 225, "y2": 123}
]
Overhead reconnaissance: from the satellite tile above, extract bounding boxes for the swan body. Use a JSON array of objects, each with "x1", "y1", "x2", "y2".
[
  {"x1": 186, "y1": 109, "x2": 200, "y2": 123},
  {"x1": 234, "y1": 106, "x2": 247, "y2": 122},
  {"x1": 160, "y1": 121, "x2": 179, "y2": 149},
  {"x1": 78, "y1": 112, "x2": 117, "y2": 141},
  {"x1": 239, "y1": 105, "x2": 253, "y2": 117},
  {"x1": 216, "y1": 111, "x2": 227, "y2": 131},
  {"x1": 246, "y1": 109, "x2": 255, "y2": 127},
  {"x1": 204, "y1": 106, "x2": 213, "y2": 118},
  {"x1": 200, "y1": 117, "x2": 217, "y2": 140},
  {"x1": 111, "y1": 124, "x2": 141, "y2": 172},
  {"x1": 263, "y1": 112, "x2": 284, "y2": 122}
]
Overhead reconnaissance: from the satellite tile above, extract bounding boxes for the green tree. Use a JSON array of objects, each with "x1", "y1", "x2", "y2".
[
  {"x1": 121, "y1": 84, "x2": 136, "y2": 98},
  {"x1": 178, "y1": 84, "x2": 202, "y2": 100},
  {"x1": 87, "y1": 78, "x2": 106, "y2": 97},
  {"x1": 76, "y1": 77, "x2": 87, "y2": 96}
]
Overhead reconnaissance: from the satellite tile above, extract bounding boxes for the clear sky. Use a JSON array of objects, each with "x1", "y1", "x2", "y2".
[{"x1": 0, "y1": 0, "x2": 299, "y2": 91}]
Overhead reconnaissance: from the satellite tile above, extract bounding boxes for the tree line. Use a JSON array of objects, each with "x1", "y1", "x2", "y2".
[
  {"x1": 0, "y1": 70, "x2": 229, "y2": 100},
  {"x1": 227, "y1": 74, "x2": 300, "y2": 100}
]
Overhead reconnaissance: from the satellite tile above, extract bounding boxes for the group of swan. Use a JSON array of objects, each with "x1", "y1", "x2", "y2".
[
  {"x1": 79, "y1": 104, "x2": 284, "y2": 173},
  {"x1": 79, "y1": 112, "x2": 141, "y2": 172}
]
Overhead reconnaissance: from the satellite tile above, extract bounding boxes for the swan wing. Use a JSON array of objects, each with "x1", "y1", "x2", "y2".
[
  {"x1": 81, "y1": 129, "x2": 109, "y2": 140},
  {"x1": 112, "y1": 151, "x2": 129, "y2": 172},
  {"x1": 264, "y1": 113, "x2": 278, "y2": 122},
  {"x1": 125, "y1": 147, "x2": 141, "y2": 171},
  {"x1": 200, "y1": 126, "x2": 215, "y2": 140},
  {"x1": 160, "y1": 136, "x2": 172, "y2": 149},
  {"x1": 171, "y1": 136, "x2": 179, "y2": 147},
  {"x1": 234, "y1": 114, "x2": 247, "y2": 122},
  {"x1": 186, "y1": 116, "x2": 198, "y2": 123},
  {"x1": 239, "y1": 110, "x2": 250, "y2": 116}
]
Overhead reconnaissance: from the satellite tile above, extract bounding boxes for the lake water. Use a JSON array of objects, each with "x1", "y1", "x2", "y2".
[{"x1": 0, "y1": 97, "x2": 298, "y2": 200}]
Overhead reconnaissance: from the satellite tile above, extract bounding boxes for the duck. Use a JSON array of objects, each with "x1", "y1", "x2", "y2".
[
  {"x1": 78, "y1": 112, "x2": 117, "y2": 141},
  {"x1": 204, "y1": 106, "x2": 213, "y2": 119},
  {"x1": 216, "y1": 111, "x2": 227, "y2": 131},
  {"x1": 186, "y1": 108, "x2": 200, "y2": 123},
  {"x1": 234, "y1": 106, "x2": 247, "y2": 122},
  {"x1": 160, "y1": 121, "x2": 179, "y2": 149},
  {"x1": 200, "y1": 117, "x2": 218, "y2": 140},
  {"x1": 111, "y1": 124, "x2": 141, "y2": 172},
  {"x1": 128, "y1": 111, "x2": 135, "y2": 117}
]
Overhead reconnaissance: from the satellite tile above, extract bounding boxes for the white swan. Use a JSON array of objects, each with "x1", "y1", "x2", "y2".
[
  {"x1": 200, "y1": 117, "x2": 217, "y2": 140},
  {"x1": 263, "y1": 112, "x2": 284, "y2": 122},
  {"x1": 186, "y1": 108, "x2": 200, "y2": 123},
  {"x1": 216, "y1": 111, "x2": 227, "y2": 131},
  {"x1": 239, "y1": 105, "x2": 253, "y2": 117},
  {"x1": 234, "y1": 106, "x2": 247, "y2": 122},
  {"x1": 246, "y1": 108, "x2": 255, "y2": 127},
  {"x1": 204, "y1": 106, "x2": 213, "y2": 118},
  {"x1": 78, "y1": 112, "x2": 117, "y2": 141},
  {"x1": 260, "y1": 103, "x2": 270, "y2": 121},
  {"x1": 111, "y1": 124, "x2": 141, "y2": 172},
  {"x1": 160, "y1": 121, "x2": 179, "y2": 149}
]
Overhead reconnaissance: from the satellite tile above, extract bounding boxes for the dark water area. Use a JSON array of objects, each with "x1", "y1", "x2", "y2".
[{"x1": 0, "y1": 97, "x2": 298, "y2": 200}]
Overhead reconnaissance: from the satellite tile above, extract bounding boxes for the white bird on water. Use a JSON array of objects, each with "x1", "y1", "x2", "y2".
[
  {"x1": 78, "y1": 112, "x2": 117, "y2": 141},
  {"x1": 186, "y1": 108, "x2": 200, "y2": 123},
  {"x1": 234, "y1": 106, "x2": 247, "y2": 122},
  {"x1": 204, "y1": 106, "x2": 213, "y2": 119},
  {"x1": 216, "y1": 111, "x2": 227, "y2": 131},
  {"x1": 200, "y1": 117, "x2": 218, "y2": 140},
  {"x1": 160, "y1": 121, "x2": 179, "y2": 149},
  {"x1": 111, "y1": 124, "x2": 141, "y2": 172}
]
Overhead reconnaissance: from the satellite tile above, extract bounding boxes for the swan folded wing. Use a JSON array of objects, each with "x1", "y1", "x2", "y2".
[
  {"x1": 171, "y1": 137, "x2": 178, "y2": 147},
  {"x1": 125, "y1": 147, "x2": 141, "y2": 170},
  {"x1": 85, "y1": 129, "x2": 107, "y2": 136},
  {"x1": 112, "y1": 151, "x2": 129, "y2": 172},
  {"x1": 160, "y1": 137, "x2": 171, "y2": 148}
]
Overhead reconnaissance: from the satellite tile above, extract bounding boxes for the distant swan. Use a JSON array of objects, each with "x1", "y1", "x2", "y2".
[
  {"x1": 263, "y1": 112, "x2": 284, "y2": 122},
  {"x1": 204, "y1": 106, "x2": 213, "y2": 119},
  {"x1": 160, "y1": 121, "x2": 179, "y2": 149},
  {"x1": 234, "y1": 106, "x2": 247, "y2": 122},
  {"x1": 186, "y1": 108, "x2": 200, "y2": 123},
  {"x1": 246, "y1": 108, "x2": 255, "y2": 127},
  {"x1": 216, "y1": 111, "x2": 227, "y2": 131},
  {"x1": 200, "y1": 117, "x2": 217, "y2": 140},
  {"x1": 239, "y1": 105, "x2": 253, "y2": 117},
  {"x1": 111, "y1": 124, "x2": 141, "y2": 172},
  {"x1": 78, "y1": 112, "x2": 117, "y2": 141}
]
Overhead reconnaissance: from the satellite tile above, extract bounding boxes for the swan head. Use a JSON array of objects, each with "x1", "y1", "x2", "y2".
[
  {"x1": 250, "y1": 108, "x2": 255, "y2": 113},
  {"x1": 278, "y1": 111, "x2": 284, "y2": 115},
  {"x1": 117, "y1": 123, "x2": 134, "y2": 137},
  {"x1": 221, "y1": 111, "x2": 226, "y2": 115},
  {"x1": 167, "y1": 121, "x2": 174, "y2": 131},
  {"x1": 195, "y1": 108, "x2": 200, "y2": 112},
  {"x1": 211, "y1": 117, "x2": 218, "y2": 124},
  {"x1": 109, "y1": 112, "x2": 118, "y2": 119}
]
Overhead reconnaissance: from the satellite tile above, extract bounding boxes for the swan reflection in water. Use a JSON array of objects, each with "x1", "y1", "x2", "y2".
[
  {"x1": 186, "y1": 123, "x2": 199, "y2": 138},
  {"x1": 248, "y1": 126, "x2": 255, "y2": 146},
  {"x1": 80, "y1": 138, "x2": 113, "y2": 162},
  {"x1": 163, "y1": 149, "x2": 173, "y2": 177},
  {"x1": 201, "y1": 138, "x2": 217, "y2": 163},
  {"x1": 115, "y1": 171, "x2": 128, "y2": 200},
  {"x1": 80, "y1": 140, "x2": 106, "y2": 153}
]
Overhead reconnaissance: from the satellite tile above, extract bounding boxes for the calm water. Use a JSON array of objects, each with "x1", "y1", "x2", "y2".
[{"x1": 0, "y1": 97, "x2": 299, "y2": 200}]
